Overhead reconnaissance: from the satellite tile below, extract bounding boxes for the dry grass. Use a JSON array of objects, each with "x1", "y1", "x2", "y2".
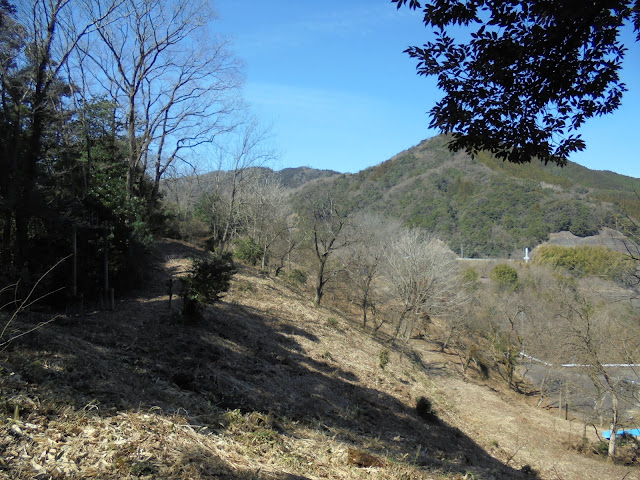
[{"x1": 0, "y1": 238, "x2": 637, "y2": 479}]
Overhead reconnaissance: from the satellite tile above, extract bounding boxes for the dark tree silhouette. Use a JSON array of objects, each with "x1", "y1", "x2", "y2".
[{"x1": 394, "y1": 0, "x2": 639, "y2": 165}]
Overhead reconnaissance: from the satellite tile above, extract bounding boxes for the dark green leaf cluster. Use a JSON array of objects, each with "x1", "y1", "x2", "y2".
[
  {"x1": 394, "y1": 0, "x2": 637, "y2": 164},
  {"x1": 490, "y1": 264, "x2": 519, "y2": 290},
  {"x1": 233, "y1": 237, "x2": 263, "y2": 266},
  {"x1": 181, "y1": 251, "x2": 237, "y2": 317}
]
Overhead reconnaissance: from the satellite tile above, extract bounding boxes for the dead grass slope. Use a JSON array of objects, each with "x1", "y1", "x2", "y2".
[{"x1": 0, "y1": 239, "x2": 637, "y2": 479}]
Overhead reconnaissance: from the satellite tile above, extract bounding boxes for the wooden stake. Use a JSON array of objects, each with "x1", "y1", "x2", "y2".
[
  {"x1": 558, "y1": 391, "x2": 562, "y2": 418},
  {"x1": 72, "y1": 225, "x2": 77, "y2": 296}
]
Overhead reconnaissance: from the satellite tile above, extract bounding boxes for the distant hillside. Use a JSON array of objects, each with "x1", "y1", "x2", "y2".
[
  {"x1": 161, "y1": 166, "x2": 339, "y2": 209},
  {"x1": 472, "y1": 148, "x2": 640, "y2": 219},
  {"x1": 537, "y1": 228, "x2": 636, "y2": 254},
  {"x1": 275, "y1": 166, "x2": 340, "y2": 189},
  {"x1": 161, "y1": 136, "x2": 639, "y2": 258},
  {"x1": 292, "y1": 135, "x2": 640, "y2": 258}
]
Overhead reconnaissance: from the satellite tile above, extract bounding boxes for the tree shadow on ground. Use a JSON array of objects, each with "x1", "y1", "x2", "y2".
[
  {"x1": 5, "y1": 298, "x2": 531, "y2": 479},
  {"x1": 1, "y1": 240, "x2": 533, "y2": 479}
]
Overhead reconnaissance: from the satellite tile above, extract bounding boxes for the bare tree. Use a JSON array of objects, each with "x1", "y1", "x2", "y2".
[
  {"x1": 343, "y1": 213, "x2": 399, "y2": 328},
  {"x1": 553, "y1": 276, "x2": 640, "y2": 460},
  {"x1": 243, "y1": 175, "x2": 290, "y2": 270},
  {"x1": 515, "y1": 269, "x2": 566, "y2": 407},
  {"x1": 386, "y1": 229, "x2": 467, "y2": 341},
  {"x1": 161, "y1": 166, "x2": 213, "y2": 241},
  {"x1": 613, "y1": 204, "x2": 640, "y2": 290},
  {"x1": 306, "y1": 197, "x2": 355, "y2": 307},
  {"x1": 79, "y1": 0, "x2": 243, "y2": 208},
  {"x1": 214, "y1": 119, "x2": 277, "y2": 251},
  {"x1": 484, "y1": 292, "x2": 527, "y2": 389},
  {"x1": 272, "y1": 212, "x2": 302, "y2": 277}
]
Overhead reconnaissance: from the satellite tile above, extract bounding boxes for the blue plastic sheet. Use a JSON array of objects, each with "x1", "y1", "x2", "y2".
[{"x1": 602, "y1": 428, "x2": 640, "y2": 440}]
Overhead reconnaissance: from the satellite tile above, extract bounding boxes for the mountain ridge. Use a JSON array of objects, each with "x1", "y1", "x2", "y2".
[
  {"x1": 291, "y1": 135, "x2": 640, "y2": 258},
  {"x1": 162, "y1": 135, "x2": 639, "y2": 258}
]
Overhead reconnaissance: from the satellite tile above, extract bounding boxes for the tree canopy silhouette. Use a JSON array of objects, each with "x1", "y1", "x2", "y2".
[{"x1": 394, "y1": 0, "x2": 640, "y2": 165}]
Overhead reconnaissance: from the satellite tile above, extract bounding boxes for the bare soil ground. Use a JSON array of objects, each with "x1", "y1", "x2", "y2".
[{"x1": 0, "y1": 238, "x2": 637, "y2": 479}]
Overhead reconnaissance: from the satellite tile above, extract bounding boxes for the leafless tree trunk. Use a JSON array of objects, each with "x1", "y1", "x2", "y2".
[
  {"x1": 553, "y1": 277, "x2": 640, "y2": 460},
  {"x1": 244, "y1": 175, "x2": 290, "y2": 270},
  {"x1": 79, "y1": 0, "x2": 243, "y2": 209},
  {"x1": 484, "y1": 294, "x2": 526, "y2": 388},
  {"x1": 272, "y1": 213, "x2": 301, "y2": 277},
  {"x1": 342, "y1": 214, "x2": 398, "y2": 327},
  {"x1": 215, "y1": 119, "x2": 276, "y2": 251},
  {"x1": 307, "y1": 198, "x2": 354, "y2": 307}
]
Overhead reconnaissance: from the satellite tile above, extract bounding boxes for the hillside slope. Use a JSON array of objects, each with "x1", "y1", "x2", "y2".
[
  {"x1": 0, "y1": 239, "x2": 636, "y2": 479},
  {"x1": 293, "y1": 135, "x2": 640, "y2": 258},
  {"x1": 161, "y1": 166, "x2": 339, "y2": 212}
]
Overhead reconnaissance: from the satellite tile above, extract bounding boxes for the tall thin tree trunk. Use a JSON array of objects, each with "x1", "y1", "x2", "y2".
[
  {"x1": 362, "y1": 298, "x2": 368, "y2": 328},
  {"x1": 220, "y1": 181, "x2": 238, "y2": 252},
  {"x1": 126, "y1": 97, "x2": 137, "y2": 199},
  {"x1": 394, "y1": 309, "x2": 409, "y2": 341},
  {"x1": 314, "y1": 258, "x2": 326, "y2": 307},
  {"x1": 608, "y1": 392, "x2": 619, "y2": 460}
]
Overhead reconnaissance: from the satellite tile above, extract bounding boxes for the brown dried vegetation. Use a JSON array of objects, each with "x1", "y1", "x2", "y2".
[{"x1": 0, "y1": 239, "x2": 637, "y2": 479}]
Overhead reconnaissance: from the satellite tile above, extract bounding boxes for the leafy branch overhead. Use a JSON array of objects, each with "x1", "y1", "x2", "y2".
[{"x1": 393, "y1": 0, "x2": 640, "y2": 165}]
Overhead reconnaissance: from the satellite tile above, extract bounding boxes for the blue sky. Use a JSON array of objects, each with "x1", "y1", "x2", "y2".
[{"x1": 214, "y1": 1, "x2": 640, "y2": 178}]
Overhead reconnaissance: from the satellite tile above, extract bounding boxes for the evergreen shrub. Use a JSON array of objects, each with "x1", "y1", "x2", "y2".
[
  {"x1": 233, "y1": 237, "x2": 262, "y2": 266},
  {"x1": 181, "y1": 251, "x2": 237, "y2": 318},
  {"x1": 378, "y1": 349, "x2": 390, "y2": 370},
  {"x1": 285, "y1": 269, "x2": 307, "y2": 287},
  {"x1": 490, "y1": 264, "x2": 519, "y2": 290}
]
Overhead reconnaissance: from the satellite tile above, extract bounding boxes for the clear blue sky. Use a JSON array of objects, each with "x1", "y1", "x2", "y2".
[{"x1": 214, "y1": 1, "x2": 640, "y2": 178}]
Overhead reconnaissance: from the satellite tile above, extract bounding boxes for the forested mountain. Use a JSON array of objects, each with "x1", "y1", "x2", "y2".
[
  {"x1": 275, "y1": 167, "x2": 340, "y2": 189},
  {"x1": 163, "y1": 166, "x2": 339, "y2": 205},
  {"x1": 292, "y1": 135, "x2": 640, "y2": 258}
]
